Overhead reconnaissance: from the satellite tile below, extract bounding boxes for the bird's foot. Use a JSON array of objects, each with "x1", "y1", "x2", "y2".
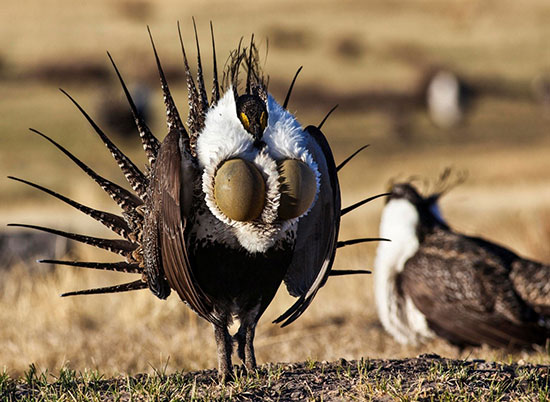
[{"x1": 217, "y1": 368, "x2": 234, "y2": 383}]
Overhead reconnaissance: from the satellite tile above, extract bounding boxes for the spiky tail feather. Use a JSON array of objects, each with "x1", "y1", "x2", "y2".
[
  {"x1": 39, "y1": 260, "x2": 143, "y2": 274},
  {"x1": 337, "y1": 237, "x2": 390, "y2": 248},
  {"x1": 28, "y1": 128, "x2": 143, "y2": 212},
  {"x1": 336, "y1": 144, "x2": 369, "y2": 172},
  {"x1": 329, "y1": 269, "x2": 371, "y2": 276},
  {"x1": 282, "y1": 66, "x2": 303, "y2": 110},
  {"x1": 8, "y1": 176, "x2": 132, "y2": 239},
  {"x1": 341, "y1": 192, "x2": 390, "y2": 216},
  {"x1": 60, "y1": 89, "x2": 149, "y2": 200},
  {"x1": 61, "y1": 279, "x2": 147, "y2": 297},
  {"x1": 107, "y1": 51, "x2": 160, "y2": 165}
]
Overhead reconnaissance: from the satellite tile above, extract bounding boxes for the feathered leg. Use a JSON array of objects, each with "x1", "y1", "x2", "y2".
[{"x1": 213, "y1": 319, "x2": 233, "y2": 381}]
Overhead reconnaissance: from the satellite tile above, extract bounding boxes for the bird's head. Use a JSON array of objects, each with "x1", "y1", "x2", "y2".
[
  {"x1": 388, "y1": 182, "x2": 425, "y2": 205},
  {"x1": 236, "y1": 94, "x2": 268, "y2": 145},
  {"x1": 384, "y1": 181, "x2": 450, "y2": 238}
]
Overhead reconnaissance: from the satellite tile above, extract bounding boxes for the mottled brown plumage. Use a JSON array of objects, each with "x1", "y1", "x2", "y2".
[{"x1": 375, "y1": 181, "x2": 550, "y2": 349}]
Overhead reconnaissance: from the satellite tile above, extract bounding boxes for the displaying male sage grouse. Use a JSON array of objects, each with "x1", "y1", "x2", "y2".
[
  {"x1": 9, "y1": 23, "x2": 381, "y2": 379},
  {"x1": 374, "y1": 178, "x2": 550, "y2": 349}
]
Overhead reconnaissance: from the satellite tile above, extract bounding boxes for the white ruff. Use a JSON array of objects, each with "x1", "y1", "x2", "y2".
[
  {"x1": 194, "y1": 88, "x2": 319, "y2": 253},
  {"x1": 374, "y1": 198, "x2": 434, "y2": 345}
]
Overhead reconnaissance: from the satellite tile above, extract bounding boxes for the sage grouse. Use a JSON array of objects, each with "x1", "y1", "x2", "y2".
[
  {"x1": 374, "y1": 180, "x2": 550, "y2": 349},
  {"x1": 9, "y1": 23, "x2": 380, "y2": 378}
]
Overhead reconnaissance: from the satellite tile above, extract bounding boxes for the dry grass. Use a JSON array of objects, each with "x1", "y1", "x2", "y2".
[{"x1": 1, "y1": 0, "x2": 550, "y2": 384}]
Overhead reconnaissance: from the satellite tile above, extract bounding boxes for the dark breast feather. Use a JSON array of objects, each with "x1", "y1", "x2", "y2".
[
  {"x1": 273, "y1": 124, "x2": 341, "y2": 327},
  {"x1": 400, "y1": 228, "x2": 549, "y2": 348},
  {"x1": 145, "y1": 129, "x2": 219, "y2": 325}
]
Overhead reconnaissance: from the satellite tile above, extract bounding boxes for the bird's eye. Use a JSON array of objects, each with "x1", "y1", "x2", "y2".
[
  {"x1": 277, "y1": 159, "x2": 317, "y2": 220},
  {"x1": 260, "y1": 111, "x2": 268, "y2": 132},
  {"x1": 214, "y1": 159, "x2": 265, "y2": 222},
  {"x1": 239, "y1": 112, "x2": 250, "y2": 131}
]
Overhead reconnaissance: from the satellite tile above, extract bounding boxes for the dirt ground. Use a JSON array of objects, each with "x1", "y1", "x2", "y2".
[{"x1": 4, "y1": 355, "x2": 549, "y2": 400}]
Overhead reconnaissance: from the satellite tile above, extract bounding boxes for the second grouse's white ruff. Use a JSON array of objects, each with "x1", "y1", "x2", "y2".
[{"x1": 375, "y1": 197, "x2": 434, "y2": 345}]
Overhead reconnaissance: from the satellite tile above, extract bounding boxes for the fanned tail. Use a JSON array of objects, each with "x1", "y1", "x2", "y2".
[{"x1": 15, "y1": 25, "x2": 210, "y2": 299}]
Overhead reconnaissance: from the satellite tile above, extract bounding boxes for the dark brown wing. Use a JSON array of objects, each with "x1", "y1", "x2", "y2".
[
  {"x1": 273, "y1": 125, "x2": 340, "y2": 327},
  {"x1": 400, "y1": 229, "x2": 548, "y2": 348},
  {"x1": 144, "y1": 129, "x2": 218, "y2": 324},
  {"x1": 466, "y1": 235, "x2": 550, "y2": 316}
]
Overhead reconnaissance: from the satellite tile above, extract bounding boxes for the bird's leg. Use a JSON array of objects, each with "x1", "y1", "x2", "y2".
[
  {"x1": 213, "y1": 322, "x2": 233, "y2": 381},
  {"x1": 235, "y1": 321, "x2": 257, "y2": 371},
  {"x1": 235, "y1": 324, "x2": 246, "y2": 364},
  {"x1": 244, "y1": 323, "x2": 257, "y2": 370}
]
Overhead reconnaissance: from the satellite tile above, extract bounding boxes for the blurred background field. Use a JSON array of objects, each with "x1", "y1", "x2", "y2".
[{"x1": 1, "y1": 0, "x2": 550, "y2": 377}]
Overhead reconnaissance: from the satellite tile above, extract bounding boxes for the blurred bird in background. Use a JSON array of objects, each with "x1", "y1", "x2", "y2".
[
  {"x1": 374, "y1": 173, "x2": 550, "y2": 349},
  {"x1": 424, "y1": 69, "x2": 476, "y2": 129}
]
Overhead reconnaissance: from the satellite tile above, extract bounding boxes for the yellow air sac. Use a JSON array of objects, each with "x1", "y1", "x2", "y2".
[
  {"x1": 278, "y1": 159, "x2": 317, "y2": 220},
  {"x1": 214, "y1": 159, "x2": 266, "y2": 222}
]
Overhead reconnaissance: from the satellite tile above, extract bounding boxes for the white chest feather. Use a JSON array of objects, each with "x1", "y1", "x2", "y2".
[
  {"x1": 193, "y1": 89, "x2": 319, "y2": 253},
  {"x1": 374, "y1": 199, "x2": 434, "y2": 345}
]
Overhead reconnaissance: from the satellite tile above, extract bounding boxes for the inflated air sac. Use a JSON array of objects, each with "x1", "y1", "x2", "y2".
[
  {"x1": 214, "y1": 159, "x2": 266, "y2": 222},
  {"x1": 277, "y1": 159, "x2": 317, "y2": 220}
]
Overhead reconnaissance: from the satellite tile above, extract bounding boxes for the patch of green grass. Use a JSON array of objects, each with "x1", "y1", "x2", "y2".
[{"x1": 0, "y1": 369, "x2": 15, "y2": 398}]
